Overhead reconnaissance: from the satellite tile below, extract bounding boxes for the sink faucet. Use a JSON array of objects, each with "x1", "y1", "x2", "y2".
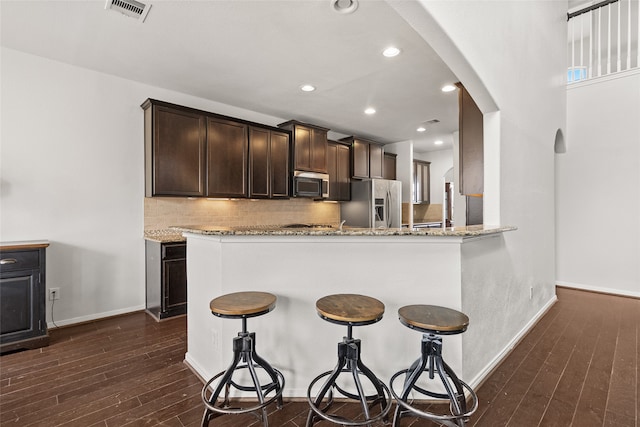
[{"x1": 339, "y1": 220, "x2": 346, "y2": 231}]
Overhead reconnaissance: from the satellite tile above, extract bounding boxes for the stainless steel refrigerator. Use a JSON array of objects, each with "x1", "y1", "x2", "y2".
[{"x1": 340, "y1": 179, "x2": 402, "y2": 228}]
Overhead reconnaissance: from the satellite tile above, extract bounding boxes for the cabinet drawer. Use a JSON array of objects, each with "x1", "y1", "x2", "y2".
[
  {"x1": 162, "y1": 244, "x2": 186, "y2": 260},
  {"x1": 0, "y1": 250, "x2": 40, "y2": 272}
]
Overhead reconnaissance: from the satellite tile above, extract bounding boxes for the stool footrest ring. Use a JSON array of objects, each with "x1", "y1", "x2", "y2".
[
  {"x1": 307, "y1": 369, "x2": 392, "y2": 427},
  {"x1": 202, "y1": 366, "x2": 285, "y2": 416},
  {"x1": 390, "y1": 369, "x2": 478, "y2": 427}
]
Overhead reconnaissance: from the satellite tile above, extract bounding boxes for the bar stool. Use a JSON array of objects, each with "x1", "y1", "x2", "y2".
[
  {"x1": 306, "y1": 294, "x2": 392, "y2": 427},
  {"x1": 201, "y1": 291, "x2": 285, "y2": 427},
  {"x1": 389, "y1": 305, "x2": 478, "y2": 427}
]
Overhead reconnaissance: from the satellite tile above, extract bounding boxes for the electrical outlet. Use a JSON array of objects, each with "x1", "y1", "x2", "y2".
[{"x1": 49, "y1": 288, "x2": 60, "y2": 301}]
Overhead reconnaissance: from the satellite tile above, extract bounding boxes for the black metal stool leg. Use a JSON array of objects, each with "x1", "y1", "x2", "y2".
[
  {"x1": 202, "y1": 336, "x2": 244, "y2": 426},
  {"x1": 390, "y1": 333, "x2": 477, "y2": 427},
  {"x1": 202, "y1": 330, "x2": 285, "y2": 427},
  {"x1": 306, "y1": 342, "x2": 348, "y2": 427},
  {"x1": 307, "y1": 335, "x2": 391, "y2": 427},
  {"x1": 392, "y1": 351, "x2": 429, "y2": 426},
  {"x1": 436, "y1": 358, "x2": 467, "y2": 423},
  {"x1": 250, "y1": 332, "x2": 284, "y2": 409}
]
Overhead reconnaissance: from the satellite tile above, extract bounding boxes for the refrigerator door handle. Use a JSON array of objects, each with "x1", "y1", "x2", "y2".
[{"x1": 386, "y1": 190, "x2": 392, "y2": 228}]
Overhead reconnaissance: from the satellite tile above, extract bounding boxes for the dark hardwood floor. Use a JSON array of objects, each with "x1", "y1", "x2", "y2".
[{"x1": 1, "y1": 287, "x2": 637, "y2": 426}]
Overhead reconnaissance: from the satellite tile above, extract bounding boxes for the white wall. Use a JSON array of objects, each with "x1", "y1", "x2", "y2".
[
  {"x1": 414, "y1": 149, "x2": 453, "y2": 205},
  {"x1": 557, "y1": 70, "x2": 640, "y2": 297},
  {"x1": 0, "y1": 48, "x2": 289, "y2": 326},
  {"x1": 391, "y1": 0, "x2": 567, "y2": 374}
]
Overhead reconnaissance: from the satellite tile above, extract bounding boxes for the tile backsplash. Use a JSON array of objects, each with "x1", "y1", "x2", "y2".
[
  {"x1": 402, "y1": 203, "x2": 444, "y2": 224},
  {"x1": 144, "y1": 197, "x2": 340, "y2": 230}
]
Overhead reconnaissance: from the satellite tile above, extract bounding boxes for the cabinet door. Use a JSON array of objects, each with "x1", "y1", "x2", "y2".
[
  {"x1": 336, "y1": 144, "x2": 351, "y2": 201},
  {"x1": 0, "y1": 272, "x2": 41, "y2": 343},
  {"x1": 150, "y1": 106, "x2": 206, "y2": 197},
  {"x1": 369, "y1": 144, "x2": 383, "y2": 179},
  {"x1": 413, "y1": 161, "x2": 430, "y2": 204},
  {"x1": 207, "y1": 117, "x2": 248, "y2": 198},
  {"x1": 326, "y1": 143, "x2": 338, "y2": 200},
  {"x1": 310, "y1": 128, "x2": 328, "y2": 173},
  {"x1": 294, "y1": 126, "x2": 312, "y2": 171},
  {"x1": 163, "y1": 258, "x2": 187, "y2": 314},
  {"x1": 383, "y1": 153, "x2": 396, "y2": 180},
  {"x1": 327, "y1": 142, "x2": 351, "y2": 201},
  {"x1": 352, "y1": 139, "x2": 370, "y2": 179},
  {"x1": 270, "y1": 131, "x2": 290, "y2": 198},
  {"x1": 457, "y1": 83, "x2": 484, "y2": 195},
  {"x1": 249, "y1": 127, "x2": 270, "y2": 198}
]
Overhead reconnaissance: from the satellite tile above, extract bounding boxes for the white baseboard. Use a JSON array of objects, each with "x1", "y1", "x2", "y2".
[
  {"x1": 468, "y1": 294, "x2": 558, "y2": 389},
  {"x1": 47, "y1": 304, "x2": 146, "y2": 328},
  {"x1": 556, "y1": 281, "x2": 640, "y2": 299}
]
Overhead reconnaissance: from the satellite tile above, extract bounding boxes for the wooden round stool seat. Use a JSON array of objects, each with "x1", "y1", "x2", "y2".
[
  {"x1": 316, "y1": 294, "x2": 385, "y2": 325},
  {"x1": 398, "y1": 304, "x2": 469, "y2": 335},
  {"x1": 209, "y1": 291, "x2": 276, "y2": 318}
]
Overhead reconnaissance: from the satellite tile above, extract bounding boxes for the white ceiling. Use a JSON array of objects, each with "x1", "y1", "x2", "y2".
[{"x1": 1, "y1": 0, "x2": 463, "y2": 153}]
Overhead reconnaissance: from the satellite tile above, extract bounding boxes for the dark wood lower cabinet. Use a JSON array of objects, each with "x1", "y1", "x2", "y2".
[
  {"x1": 145, "y1": 240, "x2": 187, "y2": 320},
  {"x1": 0, "y1": 243, "x2": 49, "y2": 353}
]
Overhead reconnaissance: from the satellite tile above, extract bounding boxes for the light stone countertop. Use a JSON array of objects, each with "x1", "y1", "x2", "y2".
[
  {"x1": 144, "y1": 229, "x2": 186, "y2": 243},
  {"x1": 167, "y1": 224, "x2": 517, "y2": 237}
]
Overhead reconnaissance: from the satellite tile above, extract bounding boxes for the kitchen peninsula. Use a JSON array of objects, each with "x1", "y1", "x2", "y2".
[{"x1": 174, "y1": 224, "x2": 519, "y2": 397}]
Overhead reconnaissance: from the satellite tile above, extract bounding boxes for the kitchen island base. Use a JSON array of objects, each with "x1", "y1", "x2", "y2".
[{"x1": 181, "y1": 228, "x2": 546, "y2": 399}]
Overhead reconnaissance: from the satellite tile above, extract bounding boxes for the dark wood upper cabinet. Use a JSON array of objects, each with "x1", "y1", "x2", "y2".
[
  {"x1": 413, "y1": 160, "x2": 431, "y2": 204},
  {"x1": 326, "y1": 141, "x2": 351, "y2": 201},
  {"x1": 249, "y1": 127, "x2": 290, "y2": 199},
  {"x1": 206, "y1": 117, "x2": 248, "y2": 198},
  {"x1": 341, "y1": 136, "x2": 384, "y2": 179},
  {"x1": 270, "y1": 131, "x2": 291, "y2": 198},
  {"x1": 143, "y1": 102, "x2": 206, "y2": 197},
  {"x1": 278, "y1": 120, "x2": 328, "y2": 173},
  {"x1": 383, "y1": 153, "x2": 397, "y2": 180},
  {"x1": 351, "y1": 139, "x2": 369, "y2": 179},
  {"x1": 369, "y1": 143, "x2": 384, "y2": 179},
  {"x1": 457, "y1": 83, "x2": 484, "y2": 196}
]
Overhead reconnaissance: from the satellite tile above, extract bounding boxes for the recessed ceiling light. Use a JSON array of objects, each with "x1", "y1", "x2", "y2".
[
  {"x1": 441, "y1": 84, "x2": 457, "y2": 92},
  {"x1": 331, "y1": 0, "x2": 358, "y2": 14},
  {"x1": 300, "y1": 84, "x2": 316, "y2": 92},
  {"x1": 417, "y1": 127, "x2": 426, "y2": 132},
  {"x1": 434, "y1": 140, "x2": 444, "y2": 145},
  {"x1": 382, "y1": 47, "x2": 401, "y2": 58},
  {"x1": 364, "y1": 107, "x2": 376, "y2": 115}
]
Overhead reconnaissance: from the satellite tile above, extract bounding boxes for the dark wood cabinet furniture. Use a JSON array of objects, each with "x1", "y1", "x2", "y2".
[
  {"x1": 143, "y1": 99, "x2": 292, "y2": 200},
  {"x1": 351, "y1": 138, "x2": 369, "y2": 179},
  {"x1": 0, "y1": 241, "x2": 49, "y2": 353},
  {"x1": 207, "y1": 117, "x2": 249, "y2": 198},
  {"x1": 341, "y1": 137, "x2": 384, "y2": 179},
  {"x1": 278, "y1": 120, "x2": 328, "y2": 173},
  {"x1": 143, "y1": 101, "x2": 206, "y2": 197},
  {"x1": 383, "y1": 153, "x2": 397, "y2": 180},
  {"x1": 456, "y1": 83, "x2": 484, "y2": 196},
  {"x1": 326, "y1": 140, "x2": 351, "y2": 201},
  {"x1": 369, "y1": 143, "x2": 384, "y2": 179},
  {"x1": 145, "y1": 240, "x2": 187, "y2": 320},
  {"x1": 249, "y1": 127, "x2": 291, "y2": 199},
  {"x1": 413, "y1": 160, "x2": 431, "y2": 204}
]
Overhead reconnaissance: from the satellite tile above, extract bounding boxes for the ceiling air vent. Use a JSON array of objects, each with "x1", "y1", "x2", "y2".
[{"x1": 105, "y1": 0, "x2": 151, "y2": 22}]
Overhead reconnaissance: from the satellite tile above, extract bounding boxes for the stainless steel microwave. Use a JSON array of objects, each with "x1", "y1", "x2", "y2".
[{"x1": 292, "y1": 171, "x2": 329, "y2": 198}]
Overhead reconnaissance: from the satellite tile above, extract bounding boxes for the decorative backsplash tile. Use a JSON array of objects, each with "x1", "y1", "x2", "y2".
[
  {"x1": 402, "y1": 203, "x2": 444, "y2": 224},
  {"x1": 144, "y1": 197, "x2": 340, "y2": 230}
]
